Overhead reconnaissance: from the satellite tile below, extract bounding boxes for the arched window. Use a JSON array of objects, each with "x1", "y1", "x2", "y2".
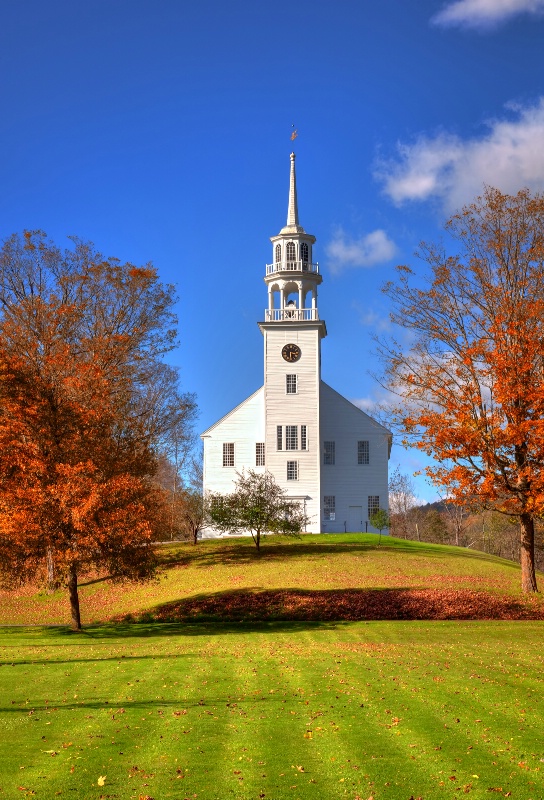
[
  {"x1": 275, "y1": 243, "x2": 281, "y2": 264},
  {"x1": 286, "y1": 241, "x2": 296, "y2": 263},
  {"x1": 301, "y1": 242, "x2": 309, "y2": 264}
]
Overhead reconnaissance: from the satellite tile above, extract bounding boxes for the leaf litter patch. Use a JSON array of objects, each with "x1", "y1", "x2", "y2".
[{"x1": 115, "y1": 587, "x2": 544, "y2": 623}]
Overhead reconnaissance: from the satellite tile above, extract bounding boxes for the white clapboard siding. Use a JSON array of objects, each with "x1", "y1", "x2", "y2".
[
  {"x1": 201, "y1": 387, "x2": 265, "y2": 496},
  {"x1": 319, "y1": 382, "x2": 391, "y2": 534},
  {"x1": 262, "y1": 323, "x2": 323, "y2": 532}
]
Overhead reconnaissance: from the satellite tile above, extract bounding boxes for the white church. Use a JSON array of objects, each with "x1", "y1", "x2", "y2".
[{"x1": 201, "y1": 153, "x2": 391, "y2": 534}]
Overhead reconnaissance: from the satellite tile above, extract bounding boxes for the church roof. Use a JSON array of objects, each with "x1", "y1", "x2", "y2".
[{"x1": 200, "y1": 386, "x2": 263, "y2": 437}]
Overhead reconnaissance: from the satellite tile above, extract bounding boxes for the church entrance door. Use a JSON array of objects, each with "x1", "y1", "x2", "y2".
[{"x1": 347, "y1": 506, "x2": 363, "y2": 533}]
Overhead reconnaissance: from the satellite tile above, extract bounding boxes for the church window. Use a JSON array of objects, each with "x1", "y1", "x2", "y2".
[
  {"x1": 286, "y1": 374, "x2": 297, "y2": 394},
  {"x1": 222, "y1": 442, "x2": 234, "y2": 467},
  {"x1": 358, "y1": 440, "x2": 369, "y2": 464},
  {"x1": 275, "y1": 243, "x2": 281, "y2": 264},
  {"x1": 287, "y1": 461, "x2": 298, "y2": 480},
  {"x1": 301, "y1": 425, "x2": 307, "y2": 450},
  {"x1": 324, "y1": 441, "x2": 335, "y2": 465},
  {"x1": 324, "y1": 496, "x2": 335, "y2": 521},
  {"x1": 286, "y1": 241, "x2": 296, "y2": 262},
  {"x1": 277, "y1": 425, "x2": 283, "y2": 450},
  {"x1": 256, "y1": 443, "x2": 265, "y2": 467},
  {"x1": 286, "y1": 425, "x2": 298, "y2": 450},
  {"x1": 368, "y1": 495, "x2": 380, "y2": 519},
  {"x1": 301, "y1": 242, "x2": 309, "y2": 264}
]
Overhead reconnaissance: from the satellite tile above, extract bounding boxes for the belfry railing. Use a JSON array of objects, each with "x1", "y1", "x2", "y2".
[
  {"x1": 265, "y1": 261, "x2": 319, "y2": 275},
  {"x1": 265, "y1": 308, "x2": 319, "y2": 321}
]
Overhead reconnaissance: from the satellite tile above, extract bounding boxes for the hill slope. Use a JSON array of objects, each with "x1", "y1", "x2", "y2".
[{"x1": 1, "y1": 534, "x2": 543, "y2": 625}]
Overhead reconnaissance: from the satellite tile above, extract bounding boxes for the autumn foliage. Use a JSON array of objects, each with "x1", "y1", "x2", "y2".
[
  {"x1": 0, "y1": 232, "x2": 195, "y2": 627},
  {"x1": 381, "y1": 188, "x2": 544, "y2": 592}
]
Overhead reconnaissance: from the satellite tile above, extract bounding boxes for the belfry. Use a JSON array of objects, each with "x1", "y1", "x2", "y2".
[{"x1": 201, "y1": 154, "x2": 391, "y2": 533}]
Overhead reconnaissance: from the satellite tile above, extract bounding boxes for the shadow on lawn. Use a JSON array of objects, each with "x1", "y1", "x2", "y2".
[
  {"x1": 161, "y1": 537, "x2": 521, "y2": 571},
  {"x1": 110, "y1": 586, "x2": 544, "y2": 625},
  {"x1": 2, "y1": 582, "x2": 542, "y2": 651},
  {"x1": 0, "y1": 691, "x2": 292, "y2": 715},
  {"x1": 0, "y1": 618, "x2": 345, "y2": 649}
]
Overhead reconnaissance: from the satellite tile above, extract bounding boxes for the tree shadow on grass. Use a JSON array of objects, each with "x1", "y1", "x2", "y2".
[
  {"x1": 110, "y1": 586, "x2": 544, "y2": 626},
  {"x1": 2, "y1": 581, "x2": 542, "y2": 645},
  {"x1": 0, "y1": 691, "x2": 301, "y2": 715},
  {"x1": 0, "y1": 618, "x2": 345, "y2": 645},
  {"x1": 78, "y1": 575, "x2": 114, "y2": 588}
]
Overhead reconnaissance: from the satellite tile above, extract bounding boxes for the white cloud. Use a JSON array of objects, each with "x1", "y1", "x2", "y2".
[
  {"x1": 352, "y1": 396, "x2": 378, "y2": 413},
  {"x1": 375, "y1": 98, "x2": 544, "y2": 211},
  {"x1": 352, "y1": 303, "x2": 392, "y2": 333},
  {"x1": 432, "y1": 0, "x2": 544, "y2": 29},
  {"x1": 352, "y1": 386, "x2": 398, "y2": 417},
  {"x1": 326, "y1": 227, "x2": 397, "y2": 274}
]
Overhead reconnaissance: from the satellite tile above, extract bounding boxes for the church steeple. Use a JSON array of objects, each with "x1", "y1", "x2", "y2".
[
  {"x1": 263, "y1": 153, "x2": 324, "y2": 327},
  {"x1": 282, "y1": 152, "x2": 303, "y2": 233}
]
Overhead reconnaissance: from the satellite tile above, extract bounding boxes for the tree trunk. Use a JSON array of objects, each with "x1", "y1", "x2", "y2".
[
  {"x1": 67, "y1": 564, "x2": 82, "y2": 629},
  {"x1": 520, "y1": 513, "x2": 538, "y2": 593},
  {"x1": 255, "y1": 530, "x2": 260, "y2": 551},
  {"x1": 46, "y1": 547, "x2": 57, "y2": 593}
]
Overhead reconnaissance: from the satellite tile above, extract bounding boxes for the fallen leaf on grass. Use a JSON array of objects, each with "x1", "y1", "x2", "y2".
[{"x1": 97, "y1": 775, "x2": 106, "y2": 786}]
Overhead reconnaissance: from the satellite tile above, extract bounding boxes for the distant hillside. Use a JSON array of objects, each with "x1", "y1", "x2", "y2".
[{"x1": 413, "y1": 499, "x2": 448, "y2": 514}]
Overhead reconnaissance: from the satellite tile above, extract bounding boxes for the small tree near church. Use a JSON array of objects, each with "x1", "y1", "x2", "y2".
[
  {"x1": 369, "y1": 508, "x2": 390, "y2": 545},
  {"x1": 208, "y1": 469, "x2": 311, "y2": 551}
]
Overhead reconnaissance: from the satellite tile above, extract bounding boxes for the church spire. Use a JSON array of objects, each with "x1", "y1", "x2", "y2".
[
  {"x1": 287, "y1": 152, "x2": 299, "y2": 228},
  {"x1": 281, "y1": 152, "x2": 305, "y2": 234}
]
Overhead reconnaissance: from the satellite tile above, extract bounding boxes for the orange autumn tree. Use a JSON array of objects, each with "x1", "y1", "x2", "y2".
[
  {"x1": 0, "y1": 232, "x2": 196, "y2": 628},
  {"x1": 380, "y1": 188, "x2": 544, "y2": 593}
]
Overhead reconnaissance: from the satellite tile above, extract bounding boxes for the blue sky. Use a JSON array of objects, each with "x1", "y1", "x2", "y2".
[{"x1": 2, "y1": 0, "x2": 544, "y2": 502}]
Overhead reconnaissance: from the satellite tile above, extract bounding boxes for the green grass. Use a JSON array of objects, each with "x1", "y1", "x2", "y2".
[
  {"x1": 1, "y1": 621, "x2": 543, "y2": 799},
  {"x1": 1, "y1": 537, "x2": 543, "y2": 798},
  {"x1": 0, "y1": 535, "x2": 539, "y2": 626}
]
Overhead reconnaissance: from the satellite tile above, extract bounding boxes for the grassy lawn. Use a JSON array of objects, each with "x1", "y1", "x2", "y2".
[
  {"x1": 1, "y1": 535, "x2": 542, "y2": 626},
  {"x1": 1, "y1": 537, "x2": 543, "y2": 798},
  {"x1": 1, "y1": 621, "x2": 543, "y2": 799}
]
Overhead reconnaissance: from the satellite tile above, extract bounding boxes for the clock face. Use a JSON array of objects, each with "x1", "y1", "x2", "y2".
[{"x1": 282, "y1": 343, "x2": 301, "y2": 363}]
